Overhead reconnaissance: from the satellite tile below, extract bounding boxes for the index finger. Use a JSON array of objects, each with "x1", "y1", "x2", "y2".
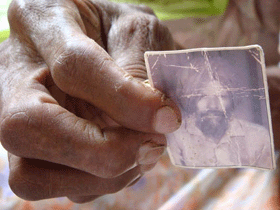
[
  {"x1": 1, "y1": 81, "x2": 167, "y2": 178},
  {"x1": 8, "y1": 0, "x2": 181, "y2": 133},
  {"x1": 8, "y1": 154, "x2": 141, "y2": 201}
]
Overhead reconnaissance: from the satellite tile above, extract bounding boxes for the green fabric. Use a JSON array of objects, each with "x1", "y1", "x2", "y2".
[
  {"x1": 110, "y1": 0, "x2": 229, "y2": 20},
  {"x1": 0, "y1": 0, "x2": 229, "y2": 43},
  {"x1": 0, "y1": 0, "x2": 12, "y2": 43},
  {"x1": 0, "y1": 30, "x2": 9, "y2": 43}
]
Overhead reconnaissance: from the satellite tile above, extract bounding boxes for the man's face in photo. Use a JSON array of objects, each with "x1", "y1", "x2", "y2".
[{"x1": 195, "y1": 80, "x2": 234, "y2": 141}]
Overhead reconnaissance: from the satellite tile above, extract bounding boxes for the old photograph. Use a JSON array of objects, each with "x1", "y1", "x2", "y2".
[{"x1": 145, "y1": 45, "x2": 275, "y2": 169}]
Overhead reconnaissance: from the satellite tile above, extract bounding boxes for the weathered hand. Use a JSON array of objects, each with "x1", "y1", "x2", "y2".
[{"x1": 0, "y1": 0, "x2": 181, "y2": 203}]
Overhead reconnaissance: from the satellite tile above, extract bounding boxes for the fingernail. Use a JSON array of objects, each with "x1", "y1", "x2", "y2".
[
  {"x1": 154, "y1": 106, "x2": 180, "y2": 133},
  {"x1": 138, "y1": 147, "x2": 165, "y2": 165}
]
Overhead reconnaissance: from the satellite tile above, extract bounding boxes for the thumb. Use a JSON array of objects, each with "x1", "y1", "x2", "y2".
[{"x1": 105, "y1": 13, "x2": 181, "y2": 133}]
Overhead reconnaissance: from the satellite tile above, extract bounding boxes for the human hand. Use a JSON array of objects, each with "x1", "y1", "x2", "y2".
[{"x1": 0, "y1": 0, "x2": 181, "y2": 203}]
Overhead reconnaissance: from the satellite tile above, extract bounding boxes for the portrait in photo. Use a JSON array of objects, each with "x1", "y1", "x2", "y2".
[{"x1": 145, "y1": 45, "x2": 275, "y2": 169}]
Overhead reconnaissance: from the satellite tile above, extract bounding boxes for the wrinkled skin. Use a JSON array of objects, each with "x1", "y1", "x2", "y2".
[
  {"x1": 1, "y1": 0, "x2": 280, "y2": 205},
  {"x1": 0, "y1": 0, "x2": 182, "y2": 203}
]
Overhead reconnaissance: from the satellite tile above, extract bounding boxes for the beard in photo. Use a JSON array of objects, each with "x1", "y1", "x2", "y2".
[{"x1": 196, "y1": 110, "x2": 229, "y2": 142}]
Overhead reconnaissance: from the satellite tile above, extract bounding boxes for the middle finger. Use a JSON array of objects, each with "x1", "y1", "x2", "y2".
[{"x1": 8, "y1": 154, "x2": 141, "y2": 201}]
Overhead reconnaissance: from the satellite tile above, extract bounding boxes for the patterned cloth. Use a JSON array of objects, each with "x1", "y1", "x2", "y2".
[{"x1": 0, "y1": 0, "x2": 280, "y2": 209}]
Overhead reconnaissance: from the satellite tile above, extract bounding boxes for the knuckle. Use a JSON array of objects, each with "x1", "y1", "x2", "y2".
[
  {"x1": 111, "y1": 13, "x2": 173, "y2": 51},
  {"x1": 147, "y1": 18, "x2": 174, "y2": 51},
  {"x1": 128, "y1": 14, "x2": 159, "y2": 34},
  {"x1": 125, "y1": 14, "x2": 173, "y2": 51},
  {"x1": 51, "y1": 43, "x2": 81, "y2": 94},
  {"x1": 52, "y1": 43, "x2": 78, "y2": 77},
  {"x1": 51, "y1": 40, "x2": 99, "y2": 95},
  {"x1": 9, "y1": 173, "x2": 43, "y2": 201},
  {"x1": 8, "y1": 0, "x2": 36, "y2": 33},
  {"x1": 7, "y1": 0, "x2": 24, "y2": 31},
  {"x1": 111, "y1": 13, "x2": 159, "y2": 38},
  {"x1": 8, "y1": 0, "x2": 25, "y2": 20},
  {"x1": 0, "y1": 104, "x2": 43, "y2": 156},
  {"x1": 9, "y1": 158, "x2": 49, "y2": 201},
  {"x1": 137, "y1": 4, "x2": 156, "y2": 15},
  {"x1": 0, "y1": 110, "x2": 29, "y2": 155}
]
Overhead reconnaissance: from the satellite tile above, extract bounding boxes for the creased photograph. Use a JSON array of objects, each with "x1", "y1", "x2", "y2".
[{"x1": 145, "y1": 45, "x2": 275, "y2": 169}]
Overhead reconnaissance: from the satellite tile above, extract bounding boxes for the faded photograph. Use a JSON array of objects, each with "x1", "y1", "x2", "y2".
[{"x1": 145, "y1": 46, "x2": 275, "y2": 169}]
